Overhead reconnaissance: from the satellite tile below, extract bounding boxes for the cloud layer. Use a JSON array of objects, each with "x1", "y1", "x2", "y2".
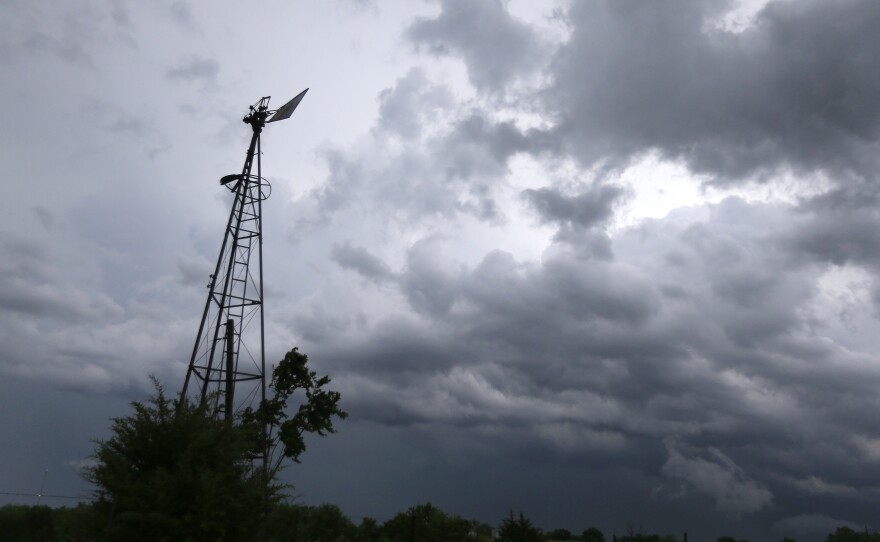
[{"x1": 2, "y1": 0, "x2": 880, "y2": 537}]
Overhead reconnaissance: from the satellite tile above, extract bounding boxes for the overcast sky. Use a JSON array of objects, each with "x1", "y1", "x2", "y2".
[{"x1": 2, "y1": 0, "x2": 880, "y2": 539}]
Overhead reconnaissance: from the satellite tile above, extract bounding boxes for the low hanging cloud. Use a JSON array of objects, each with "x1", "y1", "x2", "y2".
[
  {"x1": 662, "y1": 438, "x2": 773, "y2": 516},
  {"x1": 312, "y1": 194, "x2": 880, "y2": 514},
  {"x1": 0, "y1": 240, "x2": 123, "y2": 322},
  {"x1": 281, "y1": 4, "x2": 880, "y2": 529}
]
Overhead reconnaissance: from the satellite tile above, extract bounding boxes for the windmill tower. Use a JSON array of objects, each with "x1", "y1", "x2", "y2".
[{"x1": 181, "y1": 90, "x2": 308, "y2": 422}]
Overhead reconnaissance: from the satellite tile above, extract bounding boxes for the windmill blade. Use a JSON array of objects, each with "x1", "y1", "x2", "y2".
[{"x1": 267, "y1": 88, "x2": 308, "y2": 123}]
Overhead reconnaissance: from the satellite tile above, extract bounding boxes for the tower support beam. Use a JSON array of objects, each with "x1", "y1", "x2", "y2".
[{"x1": 181, "y1": 97, "x2": 272, "y2": 417}]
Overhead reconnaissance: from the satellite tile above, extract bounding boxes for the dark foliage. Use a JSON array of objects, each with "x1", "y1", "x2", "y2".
[
  {"x1": 82, "y1": 347, "x2": 345, "y2": 542},
  {"x1": 266, "y1": 502, "x2": 356, "y2": 542},
  {"x1": 241, "y1": 347, "x2": 347, "y2": 478},
  {"x1": 583, "y1": 527, "x2": 606, "y2": 542},
  {"x1": 0, "y1": 505, "x2": 55, "y2": 542},
  {"x1": 548, "y1": 527, "x2": 574, "y2": 540},
  {"x1": 84, "y1": 381, "x2": 266, "y2": 541},
  {"x1": 1, "y1": 503, "x2": 877, "y2": 542},
  {"x1": 357, "y1": 516, "x2": 382, "y2": 542},
  {"x1": 381, "y1": 502, "x2": 473, "y2": 542},
  {"x1": 619, "y1": 531, "x2": 678, "y2": 542},
  {"x1": 497, "y1": 510, "x2": 542, "y2": 542},
  {"x1": 0, "y1": 503, "x2": 97, "y2": 542},
  {"x1": 826, "y1": 527, "x2": 880, "y2": 542}
]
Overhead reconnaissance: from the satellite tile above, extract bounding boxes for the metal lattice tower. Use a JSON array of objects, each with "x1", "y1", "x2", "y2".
[{"x1": 181, "y1": 90, "x2": 308, "y2": 421}]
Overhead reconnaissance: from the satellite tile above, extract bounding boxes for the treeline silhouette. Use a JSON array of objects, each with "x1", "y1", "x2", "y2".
[{"x1": 1, "y1": 501, "x2": 877, "y2": 542}]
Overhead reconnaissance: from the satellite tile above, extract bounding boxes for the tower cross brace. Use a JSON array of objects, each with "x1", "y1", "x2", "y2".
[{"x1": 181, "y1": 90, "x2": 307, "y2": 429}]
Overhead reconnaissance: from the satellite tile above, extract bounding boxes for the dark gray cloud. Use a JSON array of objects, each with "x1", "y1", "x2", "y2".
[
  {"x1": 277, "y1": 4, "x2": 880, "y2": 530},
  {"x1": 399, "y1": 236, "x2": 462, "y2": 317},
  {"x1": 0, "y1": 1, "x2": 134, "y2": 67},
  {"x1": 773, "y1": 514, "x2": 862, "y2": 538},
  {"x1": 786, "y1": 187, "x2": 880, "y2": 268},
  {"x1": 406, "y1": 0, "x2": 549, "y2": 92},
  {"x1": 81, "y1": 99, "x2": 170, "y2": 157},
  {"x1": 0, "y1": 240, "x2": 122, "y2": 322},
  {"x1": 139, "y1": 0, "x2": 199, "y2": 30},
  {"x1": 310, "y1": 75, "x2": 535, "y2": 225},
  {"x1": 376, "y1": 69, "x2": 452, "y2": 139},
  {"x1": 297, "y1": 197, "x2": 880, "y2": 532},
  {"x1": 0, "y1": 205, "x2": 198, "y2": 395},
  {"x1": 450, "y1": 113, "x2": 558, "y2": 165},
  {"x1": 545, "y1": 0, "x2": 880, "y2": 182},
  {"x1": 5, "y1": 0, "x2": 880, "y2": 537},
  {"x1": 523, "y1": 183, "x2": 626, "y2": 229},
  {"x1": 166, "y1": 56, "x2": 220, "y2": 84},
  {"x1": 661, "y1": 438, "x2": 773, "y2": 516},
  {"x1": 330, "y1": 242, "x2": 395, "y2": 284},
  {"x1": 22, "y1": 31, "x2": 95, "y2": 66}
]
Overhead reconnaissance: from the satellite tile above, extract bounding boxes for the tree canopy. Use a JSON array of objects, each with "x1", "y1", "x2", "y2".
[
  {"x1": 381, "y1": 502, "x2": 473, "y2": 542},
  {"x1": 547, "y1": 528, "x2": 574, "y2": 540},
  {"x1": 84, "y1": 380, "x2": 266, "y2": 541},
  {"x1": 240, "y1": 347, "x2": 347, "y2": 479},
  {"x1": 84, "y1": 347, "x2": 345, "y2": 542},
  {"x1": 583, "y1": 527, "x2": 606, "y2": 542},
  {"x1": 2, "y1": 502, "x2": 877, "y2": 542},
  {"x1": 497, "y1": 510, "x2": 543, "y2": 542}
]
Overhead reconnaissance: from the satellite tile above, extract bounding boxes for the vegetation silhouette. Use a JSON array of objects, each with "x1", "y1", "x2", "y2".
[
  {"x1": 498, "y1": 510, "x2": 542, "y2": 542},
  {"x1": 3, "y1": 501, "x2": 880, "y2": 542},
  {"x1": 3, "y1": 350, "x2": 878, "y2": 542},
  {"x1": 82, "y1": 347, "x2": 345, "y2": 541}
]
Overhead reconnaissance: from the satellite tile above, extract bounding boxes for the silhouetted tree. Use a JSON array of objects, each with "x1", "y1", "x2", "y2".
[
  {"x1": 828, "y1": 529, "x2": 861, "y2": 542},
  {"x1": 266, "y1": 502, "x2": 310, "y2": 542},
  {"x1": 548, "y1": 527, "x2": 574, "y2": 540},
  {"x1": 0, "y1": 505, "x2": 55, "y2": 542},
  {"x1": 826, "y1": 527, "x2": 880, "y2": 542},
  {"x1": 85, "y1": 347, "x2": 345, "y2": 542},
  {"x1": 53, "y1": 504, "x2": 99, "y2": 541},
  {"x1": 619, "y1": 530, "x2": 679, "y2": 542},
  {"x1": 357, "y1": 516, "x2": 381, "y2": 542},
  {"x1": 583, "y1": 527, "x2": 606, "y2": 542},
  {"x1": 85, "y1": 381, "x2": 266, "y2": 541},
  {"x1": 497, "y1": 510, "x2": 542, "y2": 542},
  {"x1": 474, "y1": 522, "x2": 494, "y2": 541},
  {"x1": 240, "y1": 347, "x2": 347, "y2": 479},
  {"x1": 301, "y1": 504, "x2": 356, "y2": 542},
  {"x1": 381, "y1": 503, "x2": 471, "y2": 542}
]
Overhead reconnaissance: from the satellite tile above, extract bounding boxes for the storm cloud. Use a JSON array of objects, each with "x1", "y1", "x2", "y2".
[
  {"x1": 545, "y1": 0, "x2": 880, "y2": 182},
  {"x1": 3, "y1": 1, "x2": 880, "y2": 539}
]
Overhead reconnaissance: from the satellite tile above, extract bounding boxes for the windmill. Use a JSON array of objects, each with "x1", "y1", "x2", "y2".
[{"x1": 180, "y1": 89, "x2": 308, "y2": 423}]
